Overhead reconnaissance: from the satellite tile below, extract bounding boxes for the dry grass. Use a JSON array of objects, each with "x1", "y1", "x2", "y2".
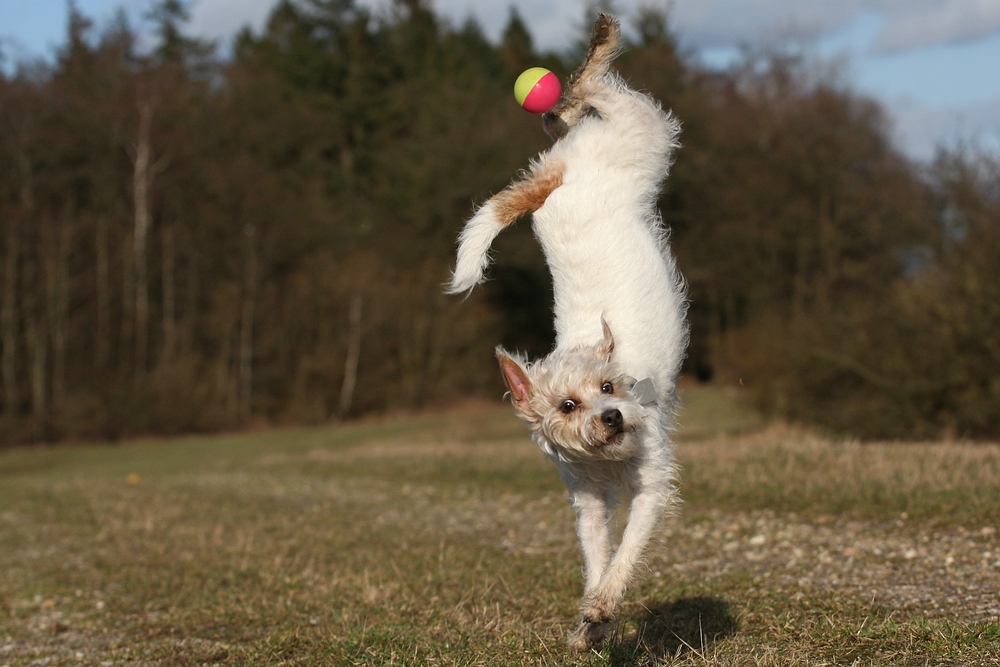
[
  {"x1": 1, "y1": 386, "x2": 998, "y2": 666},
  {"x1": 680, "y1": 422, "x2": 1000, "y2": 523}
]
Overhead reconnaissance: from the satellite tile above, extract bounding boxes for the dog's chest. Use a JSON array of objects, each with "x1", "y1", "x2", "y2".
[{"x1": 531, "y1": 175, "x2": 660, "y2": 291}]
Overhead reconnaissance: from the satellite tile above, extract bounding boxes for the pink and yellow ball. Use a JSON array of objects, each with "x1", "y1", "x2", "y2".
[{"x1": 514, "y1": 67, "x2": 561, "y2": 114}]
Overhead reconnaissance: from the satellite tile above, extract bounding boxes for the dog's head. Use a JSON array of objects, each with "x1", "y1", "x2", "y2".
[
  {"x1": 496, "y1": 321, "x2": 650, "y2": 462},
  {"x1": 541, "y1": 112, "x2": 572, "y2": 141}
]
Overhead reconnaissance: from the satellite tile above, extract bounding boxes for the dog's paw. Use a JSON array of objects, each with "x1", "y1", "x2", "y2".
[
  {"x1": 568, "y1": 593, "x2": 617, "y2": 652},
  {"x1": 580, "y1": 593, "x2": 617, "y2": 625},
  {"x1": 591, "y1": 14, "x2": 618, "y2": 47},
  {"x1": 568, "y1": 618, "x2": 613, "y2": 653}
]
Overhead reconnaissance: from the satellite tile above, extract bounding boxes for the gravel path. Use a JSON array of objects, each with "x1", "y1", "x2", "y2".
[
  {"x1": 656, "y1": 510, "x2": 1000, "y2": 623},
  {"x1": 338, "y1": 465, "x2": 1000, "y2": 625},
  {"x1": 453, "y1": 482, "x2": 1000, "y2": 624}
]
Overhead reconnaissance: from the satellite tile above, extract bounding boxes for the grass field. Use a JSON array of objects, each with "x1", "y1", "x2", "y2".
[{"x1": 2, "y1": 385, "x2": 999, "y2": 666}]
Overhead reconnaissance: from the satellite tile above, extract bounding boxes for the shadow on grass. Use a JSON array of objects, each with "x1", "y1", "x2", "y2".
[{"x1": 607, "y1": 596, "x2": 738, "y2": 665}]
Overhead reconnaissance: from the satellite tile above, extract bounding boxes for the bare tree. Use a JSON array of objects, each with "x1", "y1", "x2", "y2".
[
  {"x1": 4, "y1": 144, "x2": 35, "y2": 422},
  {"x1": 44, "y1": 217, "x2": 72, "y2": 413},
  {"x1": 182, "y1": 231, "x2": 198, "y2": 355},
  {"x1": 131, "y1": 100, "x2": 156, "y2": 376},
  {"x1": 337, "y1": 292, "x2": 363, "y2": 418},
  {"x1": 121, "y1": 230, "x2": 134, "y2": 373},
  {"x1": 22, "y1": 253, "x2": 47, "y2": 439},
  {"x1": 161, "y1": 223, "x2": 176, "y2": 361},
  {"x1": 238, "y1": 223, "x2": 257, "y2": 421},
  {"x1": 95, "y1": 215, "x2": 110, "y2": 369},
  {"x1": 2, "y1": 216, "x2": 18, "y2": 417}
]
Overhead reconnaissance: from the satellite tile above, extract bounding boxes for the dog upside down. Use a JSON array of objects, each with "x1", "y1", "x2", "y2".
[{"x1": 448, "y1": 14, "x2": 688, "y2": 652}]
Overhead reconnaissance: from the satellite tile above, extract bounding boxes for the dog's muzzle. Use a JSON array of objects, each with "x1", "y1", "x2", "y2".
[{"x1": 543, "y1": 112, "x2": 569, "y2": 141}]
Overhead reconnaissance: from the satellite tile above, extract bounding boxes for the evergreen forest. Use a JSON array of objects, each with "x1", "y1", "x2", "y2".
[{"x1": 1, "y1": 0, "x2": 998, "y2": 444}]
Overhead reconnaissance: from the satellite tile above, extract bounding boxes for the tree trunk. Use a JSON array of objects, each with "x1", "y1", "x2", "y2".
[
  {"x1": 337, "y1": 292, "x2": 363, "y2": 418},
  {"x1": 56, "y1": 221, "x2": 71, "y2": 410},
  {"x1": 6, "y1": 149, "x2": 36, "y2": 422},
  {"x1": 95, "y1": 215, "x2": 110, "y2": 369},
  {"x1": 216, "y1": 318, "x2": 236, "y2": 419},
  {"x1": 791, "y1": 216, "x2": 811, "y2": 322},
  {"x1": 121, "y1": 231, "x2": 134, "y2": 373},
  {"x1": 425, "y1": 292, "x2": 449, "y2": 383},
  {"x1": 45, "y1": 218, "x2": 71, "y2": 413},
  {"x1": 707, "y1": 283, "x2": 724, "y2": 375},
  {"x1": 1, "y1": 217, "x2": 19, "y2": 417},
  {"x1": 161, "y1": 224, "x2": 176, "y2": 362},
  {"x1": 816, "y1": 186, "x2": 837, "y2": 313},
  {"x1": 238, "y1": 223, "x2": 257, "y2": 422},
  {"x1": 182, "y1": 232, "x2": 198, "y2": 355},
  {"x1": 22, "y1": 255, "x2": 47, "y2": 439},
  {"x1": 133, "y1": 102, "x2": 153, "y2": 376}
]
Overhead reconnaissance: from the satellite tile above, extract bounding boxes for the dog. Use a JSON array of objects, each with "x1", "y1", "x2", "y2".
[{"x1": 446, "y1": 14, "x2": 688, "y2": 652}]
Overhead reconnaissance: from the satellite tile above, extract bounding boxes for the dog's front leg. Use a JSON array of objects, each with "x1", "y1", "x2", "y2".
[
  {"x1": 571, "y1": 486, "x2": 612, "y2": 595},
  {"x1": 567, "y1": 485, "x2": 615, "y2": 653},
  {"x1": 569, "y1": 465, "x2": 672, "y2": 653},
  {"x1": 447, "y1": 158, "x2": 564, "y2": 294},
  {"x1": 583, "y1": 483, "x2": 667, "y2": 621}
]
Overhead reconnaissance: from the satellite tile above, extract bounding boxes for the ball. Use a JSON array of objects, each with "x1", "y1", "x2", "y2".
[{"x1": 514, "y1": 67, "x2": 561, "y2": 114}]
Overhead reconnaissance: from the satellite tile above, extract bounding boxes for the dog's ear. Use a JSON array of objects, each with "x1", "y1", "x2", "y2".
[
  {"x1": 597, "y1": 317, "x2": 615, "y2": 361},
  {"x1": 496, "y1": 348, "x2": 532, "y2": 409}
]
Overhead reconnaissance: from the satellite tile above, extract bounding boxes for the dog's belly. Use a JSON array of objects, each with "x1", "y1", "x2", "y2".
[{"x1": 532, "y1": 185, "x2": 686, "y2": 394}]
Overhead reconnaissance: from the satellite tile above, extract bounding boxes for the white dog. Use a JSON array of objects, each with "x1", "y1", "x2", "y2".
[{"x1": 447, "y1": 15, "x2": 688, "y2": 652}]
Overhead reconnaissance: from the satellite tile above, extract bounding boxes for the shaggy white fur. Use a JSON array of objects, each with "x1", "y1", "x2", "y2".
[{"x1": 447, "y1": 14, "x2": 688, "y2": 652}]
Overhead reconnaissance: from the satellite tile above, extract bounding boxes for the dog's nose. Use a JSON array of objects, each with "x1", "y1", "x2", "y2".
[{"x1": 601, "y1": 409, "x2": 623, "y2": 430}]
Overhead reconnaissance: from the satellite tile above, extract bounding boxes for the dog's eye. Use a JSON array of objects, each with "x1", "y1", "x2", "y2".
[
  {"x1": 559, "y1": 399, "x2": 578, "y2": 414},
  {"x1": 601, "y1": 382, "x2": 614, "y2": 394}
]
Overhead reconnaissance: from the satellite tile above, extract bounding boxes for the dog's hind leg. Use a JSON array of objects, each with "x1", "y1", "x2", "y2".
[
  {"x1": 570, "y1": 14, "x2": 622, "y2": 88},
  {"x1": 447, "y1": 157, "x2": 564, "y2": 294},
  {"x1": 543, "y1": 14, "x2": 622, "y2": 140}
]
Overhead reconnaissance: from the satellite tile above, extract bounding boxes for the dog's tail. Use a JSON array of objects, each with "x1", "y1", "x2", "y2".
[
  {"x1": 446, "y1": 157, "x2": 565, "y2": 295},
  {"x1": 446, "y1": 200, "x2": 505, "y2": 294}
]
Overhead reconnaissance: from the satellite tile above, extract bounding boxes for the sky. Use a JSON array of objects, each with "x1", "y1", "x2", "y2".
[{"x1": 1, "y1": 0, "x2": 999, "y2": 161}]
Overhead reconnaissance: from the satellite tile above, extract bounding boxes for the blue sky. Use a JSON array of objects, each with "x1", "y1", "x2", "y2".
[{"x1": 2, "y1": 0, "x2": 999, "y2": 161}]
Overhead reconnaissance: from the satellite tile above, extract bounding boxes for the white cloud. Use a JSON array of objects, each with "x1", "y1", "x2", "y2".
[
  {"x1": 360, "y1": 0, "x2": 587, "y2": 51},
  {"x1": 173, "y1": 0, "x2": 1000, "y2": 161},
  {"x1": 187, "y1": 0, "x2": 275, "y2": 45},
  {"x1": 186, "y1": 0, "x2": 584, "y2": 52},
  {"x1": 871, "y1": 0, "x2": 1000, "y2": 54},
  {"x1": 670, "y1": 0, "x2": 867, "y2": 49},
  {"x1": 887, "y1": 96, "x2": 1000, "y2": 160},
  {"x1": 180, "y1": 1, "x2": 1000, "y2": 55},
  {"x1": 669, "y1": 0, "x2": 1000, "y2": 54}
]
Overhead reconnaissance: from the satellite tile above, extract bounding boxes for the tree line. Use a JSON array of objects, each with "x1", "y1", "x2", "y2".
[{"x1": 1, "y1": 0, "x2": 997, "y2": 444}]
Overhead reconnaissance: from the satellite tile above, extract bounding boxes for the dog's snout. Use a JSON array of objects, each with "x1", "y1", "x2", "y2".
[
  {"x1": 543, "y1": 112, "x2": 569, "y2": 141},
  {"x1": 601, "y1": 409, "x2": 623, "y2": 430}
]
